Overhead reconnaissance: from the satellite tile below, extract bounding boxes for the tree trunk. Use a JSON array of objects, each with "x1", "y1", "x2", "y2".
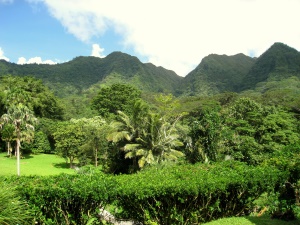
[
  {"x1": 69, "y1": 156, "x2": 73, "y2": 168},
  {"x1": 95, "y1": 147, "x2": 98, "y2": 167},
  {"x1": 7, "y1": 142, "x2": 11, "y2": 157},
  {"x1": 16, "y1": 122, "x2": 21, "y2": 176},
  {"x1": 16, "y1": 138, "x2": 21, "y2": 176}
]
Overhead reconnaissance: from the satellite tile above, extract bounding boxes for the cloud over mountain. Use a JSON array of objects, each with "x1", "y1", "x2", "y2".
[{"x1": 26, "y1": 0, "x2": 300, "y2": 76}]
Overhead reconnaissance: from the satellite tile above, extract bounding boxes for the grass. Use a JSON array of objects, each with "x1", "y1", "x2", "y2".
[
  {"x1": 0, "y1": 152, "x2": 75, "y2": 176},
  {"x1": 203, "y1": 214, "x2": 300, "y2": 225}
]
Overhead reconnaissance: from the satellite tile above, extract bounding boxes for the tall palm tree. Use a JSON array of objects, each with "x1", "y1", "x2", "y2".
[{"x1": 0, "y1": 103, "x2": 37, "y2": 176}]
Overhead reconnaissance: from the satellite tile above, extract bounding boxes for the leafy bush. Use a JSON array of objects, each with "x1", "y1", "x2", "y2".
[
  {"x1": 0, "y1": 180, "x2": 34, "y2": 224},
  {"x1": 265, "y1": 142, "x2": 300, "y2": 220},
  {"x1": 3, "y1": 172, "x2": 116, "y2": 225},
  {"x1": 113, "y1": 161, "x2": 286, "y2": 224},
  {"x1": 0, "y1": 161, "x2": 286, "y2": 225}
]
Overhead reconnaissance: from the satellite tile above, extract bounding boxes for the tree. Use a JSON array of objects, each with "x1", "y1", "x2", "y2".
[
  {"x1": 91, "y1": 83, "x2": 141, "y2": 118},
  {"x1": 108, "y1": 100, "x2": 184, "y2": 171},
  {"x1": 53, "y1": 120, "x2": 86, "y2": 168},
  {"x1": 1, "y1": 123, "x2": 15, "y2": 157},
  {"x1": 0, "y1": 75, "x2": 64, "y2": 120},
  {"x1": 0, "y1": 103, "x2": 37, "y2": 176},
  {"x1": 222, "y1": 97, "x2": 299, "y2": 165},
  {"x1": 73, "y1": 117, "x2": 109, "y2": 168},
  {"x1": 187, "y1": 108, "x2": 222, "y2": 163}
]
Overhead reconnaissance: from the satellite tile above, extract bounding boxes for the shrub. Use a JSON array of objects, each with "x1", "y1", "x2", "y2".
[
  {"x1": 113, "y1": 161, "x2": 286, "y2": 224},
  {"x1": 0, "y1": 180, "x2": 34, "y2": 224},
  {"x1": 3, "y1": 172, "x2": 116, "y2": 225}
]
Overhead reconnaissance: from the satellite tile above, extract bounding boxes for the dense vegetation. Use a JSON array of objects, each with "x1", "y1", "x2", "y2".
[{"x1": 0, "y1": 42, "x2": 300, "y2": 224}]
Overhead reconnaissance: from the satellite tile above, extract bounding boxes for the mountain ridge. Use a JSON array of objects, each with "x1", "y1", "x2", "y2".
[{"x1": 0, "y1": 42, "x2": 299, "y2": 97}]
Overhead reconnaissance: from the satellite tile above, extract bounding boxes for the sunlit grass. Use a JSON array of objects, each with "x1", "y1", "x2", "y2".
[
  {"x1": 0, "y1": 152, "x2": 75, "y2": 176},
  {"x1": 203, "y1": 214, "x2": 300, "y2": 225}
]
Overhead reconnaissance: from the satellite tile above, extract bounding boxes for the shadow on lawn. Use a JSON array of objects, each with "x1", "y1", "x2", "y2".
[
  {"x1": 52, "y1": 162, "x2": 71, "y2": 169},
  {"x1": 246, "y1": 215, "x2": 300, "y2": 225},
  {"x1": 3, "y1": 154, "x2": 34, "y2": 159},
  {"x1": 22, "y1": 154, "x2": 34, "y2": 159}
]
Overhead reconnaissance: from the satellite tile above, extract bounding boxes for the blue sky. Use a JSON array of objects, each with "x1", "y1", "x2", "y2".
[
  {"x1": 1, "y1": 0, "x2": 300, "y2": 76},
  {"x1": 0, "y1": 0, "x2": 129, "y2": 64}
]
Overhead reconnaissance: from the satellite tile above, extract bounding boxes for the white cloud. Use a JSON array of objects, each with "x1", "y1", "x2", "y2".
[
  {"x1": 0, "y1": 48, "x2": 10, "y2": 61},
  {"x1": 91, "y1": 44, "x2": 105, "y2": 58},
  {"x1": 28, "y1": 0, "x2": 300, "y2": 76},
  {"x1": 17, "y1": 56, "x2": 57, "y2": 65}
]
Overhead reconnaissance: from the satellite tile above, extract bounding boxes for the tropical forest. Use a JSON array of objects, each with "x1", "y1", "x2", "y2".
[{"x1": 0, "y1": 42, "x2": 300, "y2": 224}]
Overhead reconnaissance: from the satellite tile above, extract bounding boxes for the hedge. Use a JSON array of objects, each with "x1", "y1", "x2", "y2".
[
  {"x1": 113, "y1": 161, "x2": 286, "y2": 224},
  {"x1": 0, "y1": 161, "x2": 286, "y2": 225}
]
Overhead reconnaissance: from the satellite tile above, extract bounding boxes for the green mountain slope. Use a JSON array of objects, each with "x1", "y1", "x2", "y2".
[
  {"x1": 1, "y1": 42, "x2": 299, "y2": 99},
  {"x1": 240, "y1": 42, "x2": 300, "y2": 91},
  {"x1": 178, "y1": 53, "x2": 256, "y2": 96},
  {"x1": 0, "y1": 52, "x2": 182, "y2": 97}
]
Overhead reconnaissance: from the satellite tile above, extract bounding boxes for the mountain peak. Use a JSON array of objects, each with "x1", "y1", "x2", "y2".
[{"x1": 240, "y1": 42, "x2": 300, "y2": 91}]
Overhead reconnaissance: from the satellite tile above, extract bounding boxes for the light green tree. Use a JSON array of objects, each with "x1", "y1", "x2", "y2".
[
  {"x1": 74, "y1": 117, "x2": 109, "y2": 167},
  {"x1": 53, "y1": 120, "x2": 86, "y2": 168}
]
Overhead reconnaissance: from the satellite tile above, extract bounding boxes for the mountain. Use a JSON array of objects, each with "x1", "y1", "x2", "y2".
[
  {"x1": 240, "y1": 42, "x2": 300, "y2": 91},
  {"x1": 1, "y1": 42, "x2": 299, "y2": 98},
  {"x1": 178, "y1": 53, "x2": 256, "y2": 96},
  {"x1": 0, "y1": 52, "x2": 182, "y2": 97}
]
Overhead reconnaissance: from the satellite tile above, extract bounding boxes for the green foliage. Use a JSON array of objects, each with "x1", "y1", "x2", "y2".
[
  {"x1": 264, "y1": 142, "x2": 300, "y2": 220},
  {"x1": 0, "y1": 180, "x2": 34, "y2": 224},
  {"x1": 179, "y1": 53, "x2": 255, "y2": 96},
  {"x1": 114, "y1": 161, "x2": 286, "y2": 224},
  {"x1": 53, "y1": 120, "x2": 86, "y2": 168},
  {"x1": 75, "y1": 117, "x2": 110, "y2": 168},
  {"x1": 0, "y1": 52, "x2": 182, "y2": 99},
  {"x1": 0, "y1": 75, "x2": 64, "y2": 119},
  {"x1": 241, "y1": 42, "x2": 300, "y2": 91},
  {"x1": 92, "y1": 83, "x2": 142, "y2": 118},
  {"x1": 5, "y1": 172, "x2": 116, "y2": 225},
  {"x1": 30, "y1": 131, "x2": 52, "y2": 154},
  {"x1": 187, "y1": 107, "x2": 222, "y2": 163},
  {"x1": 222, "y1": 97, "x2": 299, "y2": 165},
  {"x1": 0, "y1": 161, "x2": 286, "y2": 225},
  {"x1": 108, "y1": 100, "x2": 184, "y2": 172}
]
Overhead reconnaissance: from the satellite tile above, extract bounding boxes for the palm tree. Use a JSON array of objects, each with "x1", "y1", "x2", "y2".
[
  {"x1": 0, "y1": 103, "x2": 37, "y2": 176},
  {"x1": 124, "y1": 113, "x2": 184, "y2": 168},
  {"x1": 108, "y1": 100, "x2": 184, "y2": 170}
]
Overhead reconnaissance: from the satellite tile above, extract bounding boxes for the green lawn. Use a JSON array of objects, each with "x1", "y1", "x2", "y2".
[
  {"x1": 0, "y1": 152, "x2": 76, "y2": 176},
  {"x1": 203, "y1": 214, "x2": 300, "y2": 225}
]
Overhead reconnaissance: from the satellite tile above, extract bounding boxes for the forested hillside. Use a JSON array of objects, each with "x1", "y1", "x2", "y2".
[
  {"x1": 178, "y1": 53, "x2": 256, "y2": 96},
  {"x1": 241, "y1": 42, "x2": 300, "y2": 91},
  {"x1": 0, "y1": 52, "x2": 182, "y2": 97},
  {"x1": 1, "y1": 42, "x2": 299, "y2": 98}
]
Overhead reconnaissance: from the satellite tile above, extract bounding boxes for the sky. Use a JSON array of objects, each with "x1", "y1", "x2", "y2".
[{"x1": 0, "y1": 0, "x2": 300, "y2": 76}]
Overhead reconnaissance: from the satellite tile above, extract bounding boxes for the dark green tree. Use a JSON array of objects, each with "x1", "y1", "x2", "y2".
[
  {"x1": 222, "y1": 97, "x2": 299, "y2": 165},
  {"x1": 0, "y1": 75, "x2": 64, "y2": 120},
  {"x1": 187, "y1": 108, "x2": 222, "y2": 163},
  {"x1": 91, "y1": 83, "x2": 141, "y2": 118}
]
